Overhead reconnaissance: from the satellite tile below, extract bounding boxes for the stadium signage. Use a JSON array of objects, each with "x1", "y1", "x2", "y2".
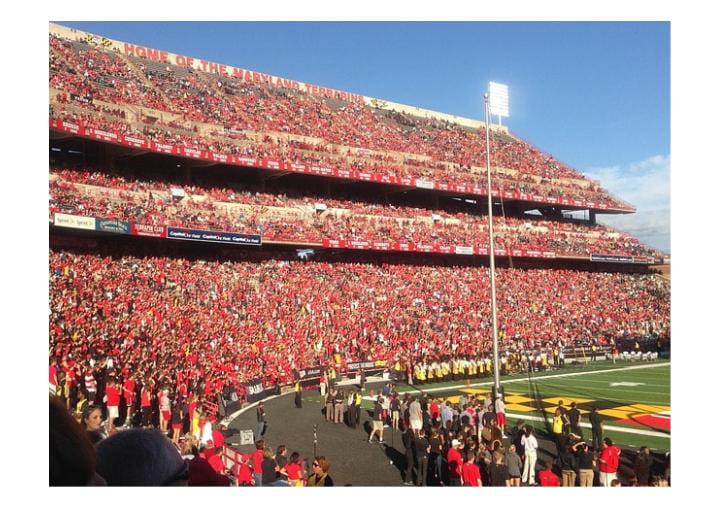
[
  {"x1": 118, "y1": 41, "x2": 368, "y2": 103},
  {"x1": 87, "y1": 129, "x2": 117, "y2": 142},
  {"x1": 211, "y1": 153, "x2": 228, "y2": 163},
  {"x1": 131, "y1": 223, "x2": 166, "y2": 238},
  {"x1": 590, "y1": 254, "x2": 635, "y2": 264},
  {"x1": 121, "y1": 135, "x2": 147, "y2": 148},
  {"x1": 244, "y1": 378, "x2": 267, "y2": 404},
  {"x1": 54, "y1": 213, "x2": 96, "y2": 230},
  {"x1": 415, "y1": 179, "x2": 435, "y2": 190},
  {"x1": 347, "y1": 360, "x2": 379, "y2": 371},
  {"x1": 455, "y1": 246, "x2": 474, "y2": 255},
  {"x1": 95, "y1": 218, "x2": 131, "y2": 234},
  {"x1": 295, "y1": 367, "x2": 323, "y2": 382},
  {"x1": 167, "y1": 227, "x2": 262, "y2": 246}
]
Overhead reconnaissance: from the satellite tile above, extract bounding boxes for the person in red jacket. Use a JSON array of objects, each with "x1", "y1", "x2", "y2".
[
  {"x1": 598, "y1": 437, "x2": 621, "y2": 486},
  {"x1": 538, "y1": 459, "x2": 561, "y2": 486}
]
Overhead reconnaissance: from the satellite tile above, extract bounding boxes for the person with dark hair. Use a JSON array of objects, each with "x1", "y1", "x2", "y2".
[
  {"x1": 559, "y1": 442, "x2": 578, "y2": 487},
  {"x1": 294, "y1": 381, "x2": 302, "y2": 408},
  {"x1": 598, "y1": 437, "x2": 621, "y2": 487},
  {"x1": 634, "y1": 446, "x2": 652, "y2": 486},
  {"x1": 307, "y1": 456, "x2": 334, "y2": 486},
  {"x1": 49, "y1": 397, "x2": 106, "y2": 486},
  {"x1": 538, "y1": 458, "x2": 560, "y2": 487},
  {"x1": 577, "y1": 442, "x2": 596, "y2": 487},
  {"x1": 285, "y1": 452, "x2": 305, "y2": 486},
  {"x1": 402, "y1": 425, "x2": 417, "y2": 485},
  {"x1": 415, "y1": 428, "x2": 430, "y2": 486},
  {"x1": 568, "y1": 402, "x2": 582, "y2": 438},
  {"x1": 368, "y1": 397, "x2": 385, "y2": 443},
  {"x1": 462, "y1": 451, "x2": 482, "y2": 486},
  {"x1": 521, "y1": 425, "x2": 538, "y2": 486},
  {"x1": 103, "y1": 376, "x2": 120, "y2": 434},
  {"x1": 256, "y1": 401, "x2": 266, "y2": 440},
  {"x1": 589, "y1": 405, "x2": 603, "y2": 452},
  {"x1": 81, "y1": 404, "x2": 105, "y2": 445},
  {"x1": 251, "y1": 439, "x2": 265, "y2": 486},
  {"x1": 95, "y1": 429, "x2": 188, "y2": 486}
]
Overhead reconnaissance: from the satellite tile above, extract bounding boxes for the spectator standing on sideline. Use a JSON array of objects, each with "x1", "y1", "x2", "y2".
[
  {"x1": 506, "y1": 444, "x2": 522, "y2": 486},
  {"x1": 589, "y1": 406, "x2": 603, "y2": 452},
  {"x1": 521, "y1": 425, "x2": 538, "y2": 486},
  {"x1": 368, "y1": 397, "x2": 385, "y2": 443},
  {"x1": 577, "y1": 442, "x2": 596, "y2": 487},
  {"x1": 598, "y1": 438, "x2": 621, "y2": 487},
  {"x1": 568, "y1": 402, "x2": 582, "y2": 437},
  {"x1": 402, "y1": 425, "x2": 417, "y2": 485},
  {"x1": 447, "y1": 439, "x2": 464, "y2": 486},
  {"x1": 415, "y1": 428, "x2": 430, "y2": 486},
  {"x1": 495, "y1": 394, "x2": 507, "y2": 435},
  {"x1": 634, "y1": 446, "x2": 652, "y2": 486},
  {"x1": 462, "y1": 452, "x2": 482, "y2": 486},
  {"x1": 294, "y1": 381, "x2": 302, "y2": 408},
  {"x1": 538, "y1": 459, "x2": 561, "y2": 487},
  {"x1": 256, "y1": 401, "x2": 266, "y2": 440}
]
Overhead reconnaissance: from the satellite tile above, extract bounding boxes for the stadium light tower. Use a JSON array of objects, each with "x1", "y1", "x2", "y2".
[
  {"x1": 488, "y1": 81, "x2": 510, "y2": 126},
  {"x1": 484, "y1": 90, "x2": 503, "y2": 403}
]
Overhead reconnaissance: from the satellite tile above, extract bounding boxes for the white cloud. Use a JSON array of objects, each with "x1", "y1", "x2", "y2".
[{"x1": 583, "y1": 154, "x2": 670, "y2": 253}]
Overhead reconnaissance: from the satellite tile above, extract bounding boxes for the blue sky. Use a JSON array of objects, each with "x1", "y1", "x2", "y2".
[{"x1": 56, "y1": 21, "x2": 670, "y2": 252}]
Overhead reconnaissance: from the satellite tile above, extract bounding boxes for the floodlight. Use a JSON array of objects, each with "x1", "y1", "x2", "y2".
[{"x1": 488, "y1": 81, "x2": 509, "y2": 118}]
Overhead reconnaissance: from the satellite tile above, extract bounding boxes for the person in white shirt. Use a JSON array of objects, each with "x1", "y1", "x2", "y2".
[
  {"x1": 200, "y1": 416, "x2": 213, "y2": 447},
  {"x1": 521, "y1": 425, "x2": 539, "y2": 486}
]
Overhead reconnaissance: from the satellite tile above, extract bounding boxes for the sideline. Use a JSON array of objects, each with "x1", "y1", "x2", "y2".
[{"x1": 224, "y1": 362, "x2": 670, "y2": 431}]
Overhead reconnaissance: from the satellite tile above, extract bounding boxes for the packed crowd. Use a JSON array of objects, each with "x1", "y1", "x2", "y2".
[
  {"x1": 49, "y1": 166, "x2": 658, "y2": 258},
  {"x1": 49, "y1": 33, "x2": 628, "y2": 208},
  {"x1": 49, "y1": 246, "x2": 670, "y2": 410}
]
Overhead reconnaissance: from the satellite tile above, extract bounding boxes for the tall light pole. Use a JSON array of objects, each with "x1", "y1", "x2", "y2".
[{"x1": 484, "y1": 92, "x2": 503, "y2": 402}]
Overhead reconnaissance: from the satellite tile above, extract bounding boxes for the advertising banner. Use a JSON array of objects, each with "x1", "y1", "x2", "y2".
[
  {"x1": 95, "y1": 218, "x2": 131, "y2": 234},
  {"x1": 53, "y1": 213, "x2": 96, "y2": 230},
  {"x1": 167, "y1": 227, "x2": 262, "y2": 246},
  {"x1": 244, "y1": 378, "x2": 267, "y2": 404},
  {"x1": 590, "y1": 254, "x2": 635, "y2": 263},
  {"x1": 295, "y1": 367, "x2": 323, "y2": 383},
  {"x1": 455, "y1": 245, "x2": 474, "y2": 255},
  {"x1": 131, "y1": 223, "x2": 167, "y2": 238}
]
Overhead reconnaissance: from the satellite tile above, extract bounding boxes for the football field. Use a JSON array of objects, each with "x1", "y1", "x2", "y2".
[{"x1": 384, "y1": 360, "x2": 671, "y2": 452}]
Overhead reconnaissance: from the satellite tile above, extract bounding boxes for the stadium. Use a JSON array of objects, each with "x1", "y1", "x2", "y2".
[{"x1": 48, "y1": 22, "x2": 670, "y2": 487}]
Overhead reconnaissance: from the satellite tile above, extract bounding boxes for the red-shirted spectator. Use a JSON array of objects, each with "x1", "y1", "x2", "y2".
[
  {"x1": 447, "y1": 439, "x2": 464, "y2": 486},
  {"x1": 538, "y1": 459, "x2": 561, "y2": 486},
  {"x1": 103, "y1": 377, "x2": 120, "y2": 432},
  {"x1": 598, "y1": 438, "x2": 621, "y2": 487}
]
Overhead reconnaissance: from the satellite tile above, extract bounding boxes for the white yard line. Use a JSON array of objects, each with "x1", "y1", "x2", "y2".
[{"x1": 504, "y1": 413, "x2": 670, "y2": 439}]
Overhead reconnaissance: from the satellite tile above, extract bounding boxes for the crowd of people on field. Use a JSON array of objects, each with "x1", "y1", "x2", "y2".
[
  {"x1": 49, "y1": 166, "x2": 659, "y2": 259},
  {"x1": 49, "y1": 33, "x2": 629, "y2": 209}
]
